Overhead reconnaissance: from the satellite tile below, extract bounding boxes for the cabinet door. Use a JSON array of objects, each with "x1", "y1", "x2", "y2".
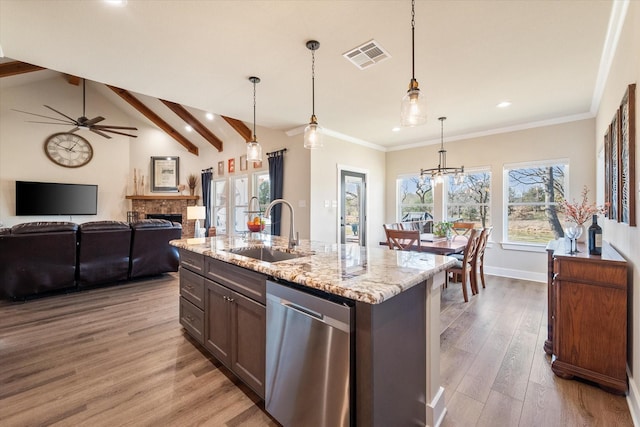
[
  {"x1": 205, "y1": 280, "x2": 232, "y2": 366},
  {"x1": 230, "y1": 290, "x2": 266, "y2": 399}
]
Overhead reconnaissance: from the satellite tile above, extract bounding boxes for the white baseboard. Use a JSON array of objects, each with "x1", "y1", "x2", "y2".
[
  {"x1": 426, "y1": 386, "x2": 447, "y2": 427},
  {"x1": 627, "y1": 369, "x2": 640, "y2": 426},
  {"x1": 484, "y1": 266, "x2": 546, "y2": 283}
]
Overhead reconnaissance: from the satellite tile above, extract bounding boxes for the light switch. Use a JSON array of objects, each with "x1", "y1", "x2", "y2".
[
  {"x1": 324, "y1": 200, "x2": 330, "y2": 208},
  {"x1": 331, "y1": 200, "x2": 337, "y2": 208}
]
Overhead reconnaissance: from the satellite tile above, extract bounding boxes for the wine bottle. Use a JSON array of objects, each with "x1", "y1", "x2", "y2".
[{"x1": 588, "y1": 214, "x2": 602, "y2": 255}]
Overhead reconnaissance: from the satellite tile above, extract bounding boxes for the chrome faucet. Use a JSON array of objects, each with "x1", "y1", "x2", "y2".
[{"x1": 264, "y1": 198, "x2": 299, "y2": 249}]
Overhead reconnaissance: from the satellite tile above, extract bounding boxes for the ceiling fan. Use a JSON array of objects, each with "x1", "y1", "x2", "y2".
[{"x1": 13, "y1": 79, "x2": 138, "y2": 139}]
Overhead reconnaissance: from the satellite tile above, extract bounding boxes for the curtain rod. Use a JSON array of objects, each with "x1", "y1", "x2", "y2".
[
  {"x1": 201, "y1": 167, "x2": 213, "y2": 173},
  {"x1": 266, "y1": 148, "x2": 287, "y2": 157}
]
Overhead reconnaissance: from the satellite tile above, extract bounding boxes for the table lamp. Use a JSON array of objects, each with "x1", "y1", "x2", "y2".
[{"x1": 187, "y1": 206, "x2": 206, "y2": 238}]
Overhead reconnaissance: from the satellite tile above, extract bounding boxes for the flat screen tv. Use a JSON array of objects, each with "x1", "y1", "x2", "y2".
[{"x1": 16, "y1": 181, "x2": 98, "y2": 216}]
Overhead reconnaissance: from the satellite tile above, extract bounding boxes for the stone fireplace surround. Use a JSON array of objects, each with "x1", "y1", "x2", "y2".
[{"x1": 126, "y1": 195, "x2": 199, "y2": 237}]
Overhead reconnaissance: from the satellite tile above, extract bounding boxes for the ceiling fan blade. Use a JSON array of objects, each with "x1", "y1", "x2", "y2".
[
  {"x1": 26, "y1": 120, "x2": 75, "y2": 125},
  {"x1": 83, "y1": 116, "x2": 105, "y2": 126},
  {"x1": 44, "y1": 105, "x2": 79, "y2": 123},
  {"x1": 93, "y1": 125, "x2": 138, "y2": 130},
  {"x1": 98, "y1": 128, "x2": 138, "y2": 138},
  {"x1": 90, "y1": 128, "x2": 112, "y2": 139},
  {"x1": 68, "y1": 127, "x2": 80, "y2": 133},
  {"x1": 11, "y1": 109, "x2": 73, "y2": 123}
]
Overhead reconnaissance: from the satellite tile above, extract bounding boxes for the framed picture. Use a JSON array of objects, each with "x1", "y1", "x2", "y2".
[
  {"x1": 151, "y1": 156, "x2": 179, "y2": 192},
  {"x1": 240, "y1": 154, "x2": 248, "y2": 171},
  {"x1": 603, "y1": 83, "x2": 636, "y2": 226},
  {"x1": 253, "y1": 160, "x2": 263, "y2": 169},
  {"x1": 218, "y1": 161, "x2": 224, "y2": 176},
  {"x1": 228, "y1": 158, "x2": 235, "y2": 174}
]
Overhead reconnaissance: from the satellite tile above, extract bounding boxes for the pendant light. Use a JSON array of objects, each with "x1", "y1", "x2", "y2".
[
  {"x1": 304, "y1": 40, "x2": 323, "y2": 149},
  {"x1": 246, "y1": 76, "x2": 262, "y2": 162},
  {"x1": 419, "y1": 117, "x2": 464, "y2": 186},
  {"x1": 400, "y1": 0, "x2": 427, "y2": 127}
]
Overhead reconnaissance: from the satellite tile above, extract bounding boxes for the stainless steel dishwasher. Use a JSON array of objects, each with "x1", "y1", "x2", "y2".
[{"x1": 265, "y1": 280, "x2": 353, "y2": 427}]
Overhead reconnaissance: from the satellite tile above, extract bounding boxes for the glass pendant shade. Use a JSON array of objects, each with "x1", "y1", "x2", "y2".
[
  {"x1": 247, "y1": 138, "x2": 262, "y2": 162},
  {"x1": 247, "y1": 76, "x2": 262, "y2": 162},
  {"x1": 401, "y1": 85, "x2": 427, "y2": 127},
  {"x1": 304, "y1": 115, "x2": 323, "y2": 149}
]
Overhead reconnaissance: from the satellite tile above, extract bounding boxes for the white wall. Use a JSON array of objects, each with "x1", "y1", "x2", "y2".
[
  {"x1": 309, "y1": 134, "x2": 386, "y2": 245},
  {"x1": 386, "y1": 119, "x2": 597, "y2": 281},
  {"x1": 0, "y1": 76, "x2": 131, "y2": 226},
  {"x1": 0, "y1": 74, "x2": 312, "y2": 239},
  {"x1": 594, "y1": 1, "x2": 640, "y2": 421}
]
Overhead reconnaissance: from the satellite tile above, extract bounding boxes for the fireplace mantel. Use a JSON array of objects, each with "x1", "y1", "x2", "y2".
[{"x1": 126, "y1": 195, "x2": 199, "y2": 201}]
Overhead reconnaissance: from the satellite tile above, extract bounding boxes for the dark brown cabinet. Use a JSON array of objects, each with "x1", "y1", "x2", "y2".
[
  {"x1": 547, "y1": 240, "x2": 628, "y2": 394},
  {"x1": 179, "y1": 250, "x2": 266, "y2": 399}
]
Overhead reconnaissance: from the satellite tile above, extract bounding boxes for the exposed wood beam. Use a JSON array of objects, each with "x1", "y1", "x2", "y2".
[
  {"x1": 0, "y1": 61, "x2": 45, "y2": 78},
  {"x1": 222, "y1": 115, "x2": 252, "y2": 142},
  {"x1": 106, "y1": 85, "x2": 199, "y2": 155},
  {"x1": 160, "y1": 100, "x2": 223, "y2": 152}
]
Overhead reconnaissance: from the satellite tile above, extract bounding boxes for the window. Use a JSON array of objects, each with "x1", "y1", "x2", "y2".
[
  {"x1": 504, "y1": 160, "x2": 567, "y2": 244},
  {"x1": 447, "y1": 169, "x2": 491, "y2": 228},
  {"x1": 212, "y1": 179, "x2": 228, "y2": 234},
  {"x1": 253, "y1": 171, "x2": 271, "y2": 210},
  {"x1": 232, "y1": 176, "x2": 249, "y2": 233},
  {"x1": 396, "y1": 174, "x2": 433, "y2": 221}
]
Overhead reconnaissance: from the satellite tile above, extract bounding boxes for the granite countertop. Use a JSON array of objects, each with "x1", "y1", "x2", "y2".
[{"x1": 170, "y1": 234, "x2": 456, "y2": 304}]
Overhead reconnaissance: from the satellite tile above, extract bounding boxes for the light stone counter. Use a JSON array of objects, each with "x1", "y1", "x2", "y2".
[{"x1": 170, "y1": 234, "x2": 456, "y2": 304}]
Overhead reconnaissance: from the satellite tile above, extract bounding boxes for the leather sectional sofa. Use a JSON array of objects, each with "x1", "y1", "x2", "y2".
[{"x1": 0, "y1": 219, "x2": 182, "y2": 300}]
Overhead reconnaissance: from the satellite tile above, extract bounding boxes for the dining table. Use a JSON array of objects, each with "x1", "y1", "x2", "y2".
[
  {"x1": 380, "y1": 233, "x2": 467, "y2": 255},
  {"x1": 418, "y1": 233, "x2": 467, "y2": 255}
]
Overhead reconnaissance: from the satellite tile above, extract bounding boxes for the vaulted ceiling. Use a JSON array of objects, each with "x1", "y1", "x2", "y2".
[{"x1": 0, "y1": 0, "x2": 619, "y2": 150}]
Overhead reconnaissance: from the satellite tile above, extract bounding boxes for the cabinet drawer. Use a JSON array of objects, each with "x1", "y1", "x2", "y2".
[
  {"x1": 180, "y1": 268, "x2": 205, "y2": 309},
  {"x1": 180, "y1": 249, "x2": 205, "y2": 274},
  {"x1": 204, "y1": 257, "x2": 266, "y2": 304},
  {"x1": 180, "y1": 297, "x2": 204, "y2": 345}
]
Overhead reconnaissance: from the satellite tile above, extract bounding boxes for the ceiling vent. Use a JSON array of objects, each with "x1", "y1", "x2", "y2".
[{"x1": 343, "y1": 39, "x2": 391, "y2": 70}]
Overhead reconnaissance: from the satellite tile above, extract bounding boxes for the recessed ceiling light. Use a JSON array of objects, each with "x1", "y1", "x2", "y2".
[
  {"x1": 105, "y1": 0, "x2": 127, "y2": 6},
  {"x1": 497, "y1": 101, "x2": 512, "y2": 108},
  {"x1": 392, "y1": 127, "x2": 401, "y2": 132},
  {"x1": 185, "y1": 125, "x2": 193, "y2": 132},
  {"x1": 205, "y1": 112, "x2": 214, "y2": 121}
]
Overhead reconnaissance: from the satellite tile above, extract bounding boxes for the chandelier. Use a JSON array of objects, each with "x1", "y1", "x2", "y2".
[{"x1": 420, "y1": 117, "x2": 464, "y2": 185}]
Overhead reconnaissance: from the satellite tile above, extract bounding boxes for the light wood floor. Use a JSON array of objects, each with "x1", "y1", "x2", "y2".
[{"x1": 0, "y1": 273, "x2": 633, "y2": 426}]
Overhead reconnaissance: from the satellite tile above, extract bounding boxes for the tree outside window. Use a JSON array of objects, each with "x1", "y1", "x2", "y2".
[
  {"x1": 447, "y1": 170, "x2": 491, "y2": 227},
  {"x1": 253, "y1": 171, "x2": 271, "y2": 232},
  {"x1": 505, "y1": 162, "x2": 566, "y2": 244},
  {"x1": 397, "y1": 175, "x2": 433, "y2": 221}
]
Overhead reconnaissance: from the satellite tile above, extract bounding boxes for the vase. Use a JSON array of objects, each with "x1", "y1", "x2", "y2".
[{"x1": 189, "y1": 187, "x2": 195, "y2": 196}]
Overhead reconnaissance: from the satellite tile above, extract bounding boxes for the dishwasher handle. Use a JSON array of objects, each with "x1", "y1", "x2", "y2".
[
  {"x1": 281, "y1": 300, "x2": 323, "y2": 321},
  {"x1": 274, "y1": 295, "x2": 351, "y2": 333}
]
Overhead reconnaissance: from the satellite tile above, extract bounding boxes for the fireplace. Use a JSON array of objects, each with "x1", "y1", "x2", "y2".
[
  {"x1": 147, "y1": 213, "x2": 183, "y2": 224},
  {"x1": 126, "y1": 195, "x2": 198, "y2": 237}
]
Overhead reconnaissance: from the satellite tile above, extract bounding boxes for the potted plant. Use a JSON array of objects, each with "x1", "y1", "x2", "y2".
[
  {"x1": 187, "y1": 174, "x2": 198, "y2": 196},
  {"x1": 433, "y1": 221, "x2": 453, "y2": 239}
]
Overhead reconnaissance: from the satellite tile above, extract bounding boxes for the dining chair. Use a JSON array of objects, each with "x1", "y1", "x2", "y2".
[
  {"x1": 385, "y1": 228, "x2": 421, "y2": 251},
  {"x1": 446, "y1": 228, "x2": 480, "y2": 302},
  {"x1": 452, "y1": 222, "x2": 475, "y2": 237},
  {"x1": 471, "y1": 226, "x2": 493, "y2": 292},
  {"x1": 383, "y1": 223, "x2": 402, "y2": 247}
]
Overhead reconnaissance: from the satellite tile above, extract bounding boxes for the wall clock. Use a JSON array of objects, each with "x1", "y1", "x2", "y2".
[{"x1": 44, "y1": 132, "x2": 93, "y2": 168}]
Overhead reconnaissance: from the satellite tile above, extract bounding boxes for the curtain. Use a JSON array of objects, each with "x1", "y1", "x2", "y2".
[
  {"x1": 201, "y1": 168, "x2": 213, "y2": 236},
  {"x1": 268, "y1": 150, "x2": 285, "y2": 236}
]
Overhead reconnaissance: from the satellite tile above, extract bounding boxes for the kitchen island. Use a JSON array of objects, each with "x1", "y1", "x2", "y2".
[{"x1": 171, "y1": 235, "x2": 456, "y2": 426}]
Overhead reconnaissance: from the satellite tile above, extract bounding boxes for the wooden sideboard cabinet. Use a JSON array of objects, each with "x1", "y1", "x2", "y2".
[{"x1": 546, "y1": 240, "x2": 628, "y2": 394}]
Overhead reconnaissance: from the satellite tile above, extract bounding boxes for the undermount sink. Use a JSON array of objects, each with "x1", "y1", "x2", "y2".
[{"x1": 227, "y1": 247, "x2": 307, "y2": 263}]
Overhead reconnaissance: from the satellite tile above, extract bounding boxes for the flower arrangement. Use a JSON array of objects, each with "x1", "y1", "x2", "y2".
[
  {"x1": 560, "y1": 185, "x2": 608, "y2": 225},
  {"x1": 433, "y1": 221, "x2": 453, "y2": 237}
]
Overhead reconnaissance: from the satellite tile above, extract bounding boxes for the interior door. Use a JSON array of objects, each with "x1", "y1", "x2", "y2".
[{"x1": 340, "y1": 170, "x2": 366, "y2": 246}]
